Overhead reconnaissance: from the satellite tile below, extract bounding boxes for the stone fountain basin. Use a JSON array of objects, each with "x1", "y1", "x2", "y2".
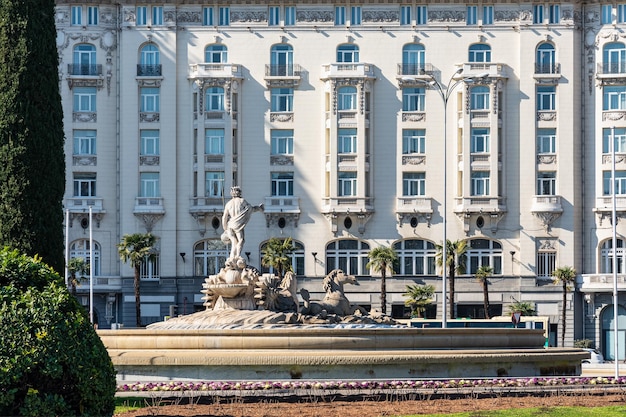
[{"x1": 204, "y1": 283, "x2": 249, "y2": 298}]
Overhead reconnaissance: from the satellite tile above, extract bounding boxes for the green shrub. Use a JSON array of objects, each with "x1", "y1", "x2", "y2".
[{"x1": 0, "y1": 249, "x2": 116, "y2": 416}]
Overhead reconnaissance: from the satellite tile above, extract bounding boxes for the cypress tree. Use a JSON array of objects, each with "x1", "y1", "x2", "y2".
[{"x1": 0, "y1": 0, "x2": 65, "y2": 272}]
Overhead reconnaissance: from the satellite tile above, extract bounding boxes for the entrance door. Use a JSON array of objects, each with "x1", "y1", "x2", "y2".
[{"x1": 601, "y1": 304, "x2": 626, "y2": 361}]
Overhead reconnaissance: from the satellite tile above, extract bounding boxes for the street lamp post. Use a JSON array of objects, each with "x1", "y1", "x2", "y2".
[{"x1": 420, "y1": 68, "x2": 464, "y2": 328}]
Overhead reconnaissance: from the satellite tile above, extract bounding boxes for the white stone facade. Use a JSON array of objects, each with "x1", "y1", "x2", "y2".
[{"x1": 56, "y1": 1, "x2": 625, "y2": 355}]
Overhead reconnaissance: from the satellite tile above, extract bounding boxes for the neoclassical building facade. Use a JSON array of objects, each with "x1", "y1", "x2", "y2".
[{"x1": 57, "y1": 0, "x2": 625, "y2": 357}]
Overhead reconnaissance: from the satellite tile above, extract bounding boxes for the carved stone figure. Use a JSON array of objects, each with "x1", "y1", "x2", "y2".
[
  {"x1": 221, "y1": 186, "x2": 263, "y2": 262},
  {"x1": 300, "y1": 269, "x2": 364, "y2": 317}
]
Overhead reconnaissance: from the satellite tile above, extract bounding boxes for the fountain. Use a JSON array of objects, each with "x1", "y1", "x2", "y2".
[{"x1": 98, "y1": 187, "x2": 587, "y2": 382}]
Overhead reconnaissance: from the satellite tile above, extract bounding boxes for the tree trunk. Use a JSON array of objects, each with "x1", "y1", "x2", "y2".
[
  {"x1": 449, "y1": 263, "x2": 456, "y2": 319},
  {"x1": 380, "y1": 270, "x2": 387, "y2": 314},
  {"x1": 135, "y1": 265, "x2": 142, "y2": 328},
  {"x1": 561, "y1": 282, "x2": 567, "y2": 347},
  {"x1": 482, "y1": 279, "x2": 490, "y2": 319}
]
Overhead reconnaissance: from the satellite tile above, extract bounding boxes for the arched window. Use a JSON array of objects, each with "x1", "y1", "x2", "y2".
[
  {"x1": 401, "y1": 44, "x2": 425, "y2": 75},
  {"x1": 337, "y1": 86, "x2": 357, "y2": 111},
  {"x1": 139, "y1": 44, "x2": 161, "y2": 76},
  {"x1": 70, "y1": 239, "x2": 101, "y2": 276},
  {"x1": 270, "y1": 44, "x2": 294, "y2": 76},
  {"x1": 337, "y1": 44, "x2": 359, "y2": 63},
  {"x1": 260, "y1": 240, "x2": 305, "y2": 276},
  {"x1": 393, "y1": 239, "x2": 436, "y2": 275},
  {"x1": 72, "y1": 44, "x2": 97, "y2": 75},
  {"x1": 467, "y1": 239, "x2": 502, "y2": 274},
  {"x1": 205, "y1": 44, "x2": 227, "y2": 63},
  {"x1": 600, "y1": 238, "x2": 626, "y2": 273},
  {"x1": 468, "y1": 44, "x2": 491, "y2": 63},
  {"x1": 603, "y1": 42, "x2": 626, "y2": 74},
  {"x1": 536, "y1": 43, "x2": 556, "y2": 74},
  {"x1": 470, "y1": 86, "x2": 490, "y2": 110},
  {"x1": 326, "y1": 239, "x2": 370, "y2": 275},
  {"x1": 194, "y1": 239, "x2": 228, "y2": 276},
  {"x1": 205, "y1": 87, "x2": 225, "y2": 111}
]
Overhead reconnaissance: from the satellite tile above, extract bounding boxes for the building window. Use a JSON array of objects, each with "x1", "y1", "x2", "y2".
[
  {"x1": 139, "y1": 44, "x2": 160, "y2": 76},
  {"x1": 603, "y1": 127, "x2": 626, "y2": 154},
  {"x1": 536, "y1": 43, "x2": 556, "y2": 73},
  {"x1": 205, "y1": 87, "x2": 225, "y2": 111},
  {"x1": 73, "y1": 87, "x2": 96, "y2": 112},
  {"x1": 140, "y1": 130, "x2": 160, "y2": 156},
  {"x1": 548, "y1": 4, "x2": 560, "y2": 24},
  {"x1": 338, "y1": 172, "x2": 357, "y2": 196},
  {"x1": 205, "y1": 129, "x2": 224, "y2": 155},
  {"x1": 73, "y1": 130, "x2": 96, "y2": 155},
  {"x1": 603, "y1": 170, "x2": 626, "y2": 195},
  {"x1": 604, "y1": 86, "x2": 626, "y2": 110},
  {"x1": 619, "y1": 4, "x2": 626, "y2": 23},
  {"x1": 393, "y1": 239, "x2": 436, "y2": 275},
  {"x1": 537, "y1": 251, "x2": 556, "y2": 278},
  {"x1": 270, "y1": 44, "x2": 294, "y2": 76},
  {"x1": 471, "y1": 171, "x2": 490, "y2": 196},
  {"x1": 271, "y1": 172, "x2": 294, "y2": 196},
  {"x1": 88, "y1": 7, "x2": 98, "y2": 25},
  {"x1": 73, "y1": 173, "x2": 96, "y2": 197},
  {"x1": 285, "y1": 6, "x2": 296, "y2": 26},
  {"x1": 466, "y1": 6, "x2": 477, "y2": 25},
  {"x1": 533, "y1": 4, "x2": 544, "y2": 24},
  {"x1": 338, "y1": 86, "x2": 357, "y2": 111},
  {"x1": 271, "y1": 130, "x2": 294, "y2": 155},
  {"x1": 325, "y1": 239, "x2": 370, "y2": 275},
  {"x1": 600, "y1": 238, "x2": 626, "y2": 274},
  {"x1": 205, "y1": 44, "x2": 227, "y2": 63},
  {"x1": 416, "y1": 6, "x2": 428, "y2": 25},
  {"x1": 70, "y1": 240, "x2": 101, "y2": 276},
  {"x1": 335, "y1": 6, "x2": 346, "y2": 25},
  {"x1": 350, "y1": 6, "x2": 362, "y2": 25},
  {"x1": 400, "y1": 6, "x2": 411, "y2": 25},
  {"x1": 71, "y1": 6, "x2": 82, "y2": 25},
  {"x1": 402, "y1": 129, "x2": 426, "y2": 154},
  {"x1": 483, "y1": 6, "x2": 494, "y2": 25},
  {"x1": 402, "y1": 87, "x2": 425, "y2": 112},
  {"x1": 260, "y1": 240, "x2": 305, "y2": 276},
  {"x1": 467, "y1": 239, "x2": 502, "y2": 274},
  {"x1": 537, "y1": 171, "x2": 556, "y2": 195},
  {"x1": 537, "y1": 129, "x2": 556, "y2": 154},
  {"x1": 152, "y1": 6, "x2": 163, "y2": 25},
  {"x1": 271, "y1": 88, "x2": 293, "y2": 112},
  {"x1": 72, "y1": 44, "x2": 97, "y2": 75},
  {"x1": 468, "y1": 44, "x2": 491, "y2": 63},
  {"x1": 140, "y1": 253, "x2": 160, "y2": 280},
  {"x1": 140, "y1": 87, "x2": 160, "y2": 113},
  {"x1": 470, "y1": 128, "x2": 490, "y2": 153},
  {"x1": 337, "y1": 44, "x2": 359, "y2": 63},
  {"x1": 194, "y1": 240, "x2": 228, "y2": 276},
  {"x1": 402, "y1": 44, "x2": 425, "y2": 75},
  {"x1": 202, "y1": 7, "x2": 214, "y2": 26},
  {"x1": 402, "y1": 172, "x2": 425, "y2": 196},
  {"x1": 140, "y1": 173, "x2": 160, "y2": 197},
  {"x1": 603, "y1": 43, "x2": 626, "y2": 74},
  {"x1": 602, "y1": 4, "x2": 613, "y2": 24},
  {"x1": 269, "y1": 6, "x2": 280, "y2": 26},
  {"x1": 218, "y1": 7, "x2": 230, "y2": 26},
  {"x1": 137, "y1": 6, "x2": 147, "y2": 26},
  {"x1": 470, "y1": 86, "x2": 490, "y2": 110},
  {"x1": 537, "y1": 85, "x2": 556, "y2": 111},
  {"x1": 205, "y1": 172, "x2": 224, "y2": 197},
  {"x1": 338, "y1": 129, "x2": 357, "y2": 154}
]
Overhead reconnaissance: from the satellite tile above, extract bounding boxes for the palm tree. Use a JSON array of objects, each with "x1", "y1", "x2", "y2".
[
  {"x1": 118, "y1": 233, "x2": 157, "y2": 328},
  {"x1": 261, "y1": 237, "x2": 295, "y2": 280},
  {"x1": 475, "y1": 265, "x2": 493, "y2": 319},
  {"x1": 67, "y1": 257, "x2": 89, "y2": 295},
  {"x1": 507, "y1": 301, "x2": 537, "y2": 317},
  {"x1": 435, "y1": 240, "x2": 467, "y2": 319},
  {"x1": 552, "y1": 266, "x2": 577, "y2": 347},
  {"x1": 403, "y1": 284, "x2": 435, "y2": 318},
  {"x1": 366, "y1": 246, "x2": 398, "y2": 315}
]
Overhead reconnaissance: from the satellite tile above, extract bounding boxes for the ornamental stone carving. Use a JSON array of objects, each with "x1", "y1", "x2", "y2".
[
  {"x1": 494, "y1": 10, "x2": 520, "y2": 22},
  {"x1": 231, "y1": 10, "x2": 267, "y2": 23},
  {"x1": 177, "y1": 10, "x2": 202, "y2": 24},
  {"x1": 402, "y1": 155, "x2": 426, "y2": 165},
  {"x1": 270, "y1": 113, "x2": 294, "y2": 123},
  {"x1": 296, "y1": 9, "x2": 334, "y2": 23},
  {"x1": 603, "y1": 111, "x2": 626, "y2": 122},
  {"x1": 402, "y1": 113, "x2": 426, "y2": 123},
  {"x1": 73, "y1": 112, "x2": 97, "y2": 123},
  {"x1": 362, "y1": 9, "x2": 399, "y2": 23},
  {"x1": 429, "y1": 9, "x2": 465, "y2": 23}
]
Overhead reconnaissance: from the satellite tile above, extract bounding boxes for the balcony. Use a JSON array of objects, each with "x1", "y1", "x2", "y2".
[
  {"x1": 137, "y1": 64, "x2": 162, "y2": 77},
  {"x1": 531, "y1": 195, "x2": 563, "y2": 232},
  {"x1": 68, "y1": 64, "x2": 102, "y2": 76},
  {"x1": 321, "y1": 197, "x2": 374, "y2": 234},
  {"x1": 66, "y1": 197, "x2": 104, "y2": 213},
  {"x1": 134, "y1": 197, "x2": 164, "y2": 214},
  {"x1": 74, "y1": 276, "x2": 122, "y2": 293},
  {"x1": 594, "y1": 196, "x2": 626, "y2": 225},
  {"x1": 396, "y1": 197, "x2": 433, "y2": 227},
  {"x1": 188, "y1": 63, "x2": 242, "y2": 79},
  {"x1": 396, "y1": 63, "x2": 437, "y2": 87},
  {"x1": 454, "y1": 197, "x2": 507, "y2": 234},
  {"x1": 580, "y1": 274, "x2": 626, "y2": 292},
  {"x1": 66, "y1": 64, "x2": 104, "y2": 90},
  {"x1": 533, "y1": 63, "x2": 561, "y2": 83},
  {"x1": 460, "y1": 63, "x2": 508, "y2": 79},
  {"x1": 320, "y1": 63, "x2": 375, "y2": 79},
  {"x1": 189, "y1": 197, "x2": 224, "y2": 214},
  {"x1": 264, "y1": 64, "x2": 302, "y2": 88},
  {"x1": 596, "y1": 62, "x2": 626, "y2": 86}
]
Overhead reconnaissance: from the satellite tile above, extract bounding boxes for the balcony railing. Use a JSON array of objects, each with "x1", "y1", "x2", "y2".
[
  {"x1": 597, "y1": 62, "x2": 626, "y2": 75},
  {"x1": 534, "y1": 63, "x2": 561, "y2": 75},
  {"x1": 265, "y1": 64, "x2": 302, "y2": 77},
  {"x1": 321, "y1": 63, "x2": 375, "y2": 78},
  {"x1": 531, "y1": 195, "x2": 563, "y2": 213},
  {"x1": 74, "y1": 276, "x2": 122, "y2": 292},
  {"x1": 137, "y1": 64, "x2": 162, "y2": 77},
  {"x1": 134, "y1": 197, "x2": 164, "y2": 213},
  {"x1": 396, "y1": 62, "x2": 437, "y2": 76},
  {"x1": 264, "y1": 196, "x2": 300, "y2": 213},
  {"x1": 66, "y1": 197, "x2": 104, "y2": 212},
  {"x1": 396, "y1": 197, "x2": 433, "y2": 213},
  {"x1": 68, "y1": 64, "x2": 102, "y2": 76},
  {"x1": 595, "y1": 196, "x2": 626, "y2": 211},
  {"x1": 188, "y1": 63, "x2": 242, "y2": 78}
]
